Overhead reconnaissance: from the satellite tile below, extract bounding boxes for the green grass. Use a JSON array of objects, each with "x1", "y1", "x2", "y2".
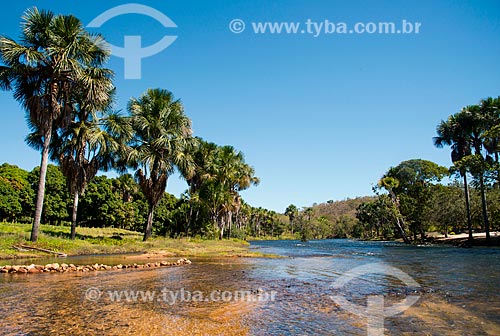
[{"x1": 0, "y1": 222, "x2": 278, "y2": 259}]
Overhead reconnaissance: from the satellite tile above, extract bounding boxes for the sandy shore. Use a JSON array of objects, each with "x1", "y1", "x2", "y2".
[{"x1": 430, "y1": 231, "x2": 500, "y2": 246}]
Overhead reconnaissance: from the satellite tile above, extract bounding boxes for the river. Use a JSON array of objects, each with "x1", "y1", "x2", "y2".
[{"x1": 1, "y1": 239, "x2": 499, "y2": 335}]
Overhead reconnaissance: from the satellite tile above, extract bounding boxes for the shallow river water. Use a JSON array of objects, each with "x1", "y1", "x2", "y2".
[{"x1": 1, "y1": 239, "x2": 500, "y2": 335}]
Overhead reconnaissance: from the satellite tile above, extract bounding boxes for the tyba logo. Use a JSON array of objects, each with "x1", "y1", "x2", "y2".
[
  {"x1": 330, "y1": 263, "x2": 421, "y2": 336},
  {"x1": 88, "y1": 3, "x2": 177, "y2": 79}
]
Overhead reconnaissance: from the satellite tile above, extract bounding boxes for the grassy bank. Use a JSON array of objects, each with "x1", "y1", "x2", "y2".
[{"x1": 0, "y1": 222, "x2": 275, "y2": 259}]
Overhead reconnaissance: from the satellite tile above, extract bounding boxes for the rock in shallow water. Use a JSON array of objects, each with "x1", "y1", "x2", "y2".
[{"x1": 0, "y1": 258, "x2": 192, "y2": 275}]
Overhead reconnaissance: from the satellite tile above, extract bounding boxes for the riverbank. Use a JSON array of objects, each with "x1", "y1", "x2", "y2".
[
  {"x1": 0, "y1": 223, "x2": 275, "y2": 260},
  {"x1": 429, "y1": 231, "x2": 500, "y2": 247}
]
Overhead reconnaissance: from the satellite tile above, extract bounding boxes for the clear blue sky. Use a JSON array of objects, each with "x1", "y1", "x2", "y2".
[{"x1": 1, "y1": 0, "x2": 499, "y2": 212}]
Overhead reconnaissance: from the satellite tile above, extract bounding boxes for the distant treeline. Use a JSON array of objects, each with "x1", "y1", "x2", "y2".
[
  {"x1": 287, "y1": 97, "x2": 500, "y2": 244},
  {"x1": 285, "y1": 160, "x2": 500, "y2": 243}
]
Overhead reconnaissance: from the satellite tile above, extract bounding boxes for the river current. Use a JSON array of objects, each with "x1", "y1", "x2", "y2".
[{"x1": 1, "y1": 239, "x2": 499, "y2": 335}]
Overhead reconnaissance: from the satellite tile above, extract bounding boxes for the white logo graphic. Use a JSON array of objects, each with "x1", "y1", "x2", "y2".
[
  {"x1": 88, "y1": 4, "x2": 177, "y2": 79},
  {"x1": 229, "y1": 19, "x2": 245, "y2": 33},
  {"x1": 330, "y1": 263, "x2": 420, "y2": 336}
]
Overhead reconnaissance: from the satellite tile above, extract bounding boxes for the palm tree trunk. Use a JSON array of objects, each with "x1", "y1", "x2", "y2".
[
  {"x1": 463, "y1": 173, "x2": 473, "y2": 243},
  {"x1": 495, "y1": 152, "x2": 499, "y2": 188},
  {"x1": 143, "y1": 204, "x2": 155, "y2": 241},
  {"x1": 419, "y1": 223, "x2": 426, "y2": 241},
  {"x1": 186, "y1": 202, "x2": 194, "y2": 235},
  {"x1": 31, "y1": 129, "x2": 52, "y2": 242},
  {"x1": 479, "y1": 175, "x2": 491, "y2": 243},
  {"x1": 219, "y1": 215, "x2": 225, "y2": 240},
  {"x1": 388, "y1": 190, "x2": 411, "y2": 244},
  {"x1": 396, "y1": 217, "x2": 411, "y2": 244},
  {"x1": 71, "y1": 191, "x2": 79, "y2": 240},
  {"x1": 227, "y1": 210, "x2": 232, "y2": 239}
]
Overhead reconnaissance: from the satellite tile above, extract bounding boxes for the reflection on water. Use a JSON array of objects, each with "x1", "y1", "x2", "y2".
[
  {"x1": 0, "y1": 260, "x2": 256, "y2": 336},
  {"x1": 248, "y1": 240, "x2": 500, "y2": 335},
  {"x1": 1, "y1": 240, "x2": 500, "y2": 335}
]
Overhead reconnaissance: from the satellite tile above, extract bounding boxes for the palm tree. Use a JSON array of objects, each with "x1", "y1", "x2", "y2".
[
  {"x1": 0, "y1": 8, "x2": 110, "y2": 241},
  {"x1": 285, "y1": 204, "x2": 298, "y2": 234},
  {"x1": 378, "y1": 177, "x2": 411, "y2": 244},
  {"x1": 460, "y1": 105, "x2": 491, "y2": 243},
  {"x1": 26, "y1": 67, "x2": 115, "y2": 240},
  {"x1": 209, "y1": 145, "x2": 259, "y2": 239},
  {"x1": 480, "y1": 97, "x2": 500, "y2": 186},
  {"x1": 182, "y1": 138, "x2": 216, "y2": 230},
  {"x1": 185, "y1": 141, "x2": 259, "y2": 239},
  {"x1": 125, "y1": 88, "x2": 195, "y2": 241},
  {"x1": 434, "y1": 114, "x2": 473, "y2": 242}
]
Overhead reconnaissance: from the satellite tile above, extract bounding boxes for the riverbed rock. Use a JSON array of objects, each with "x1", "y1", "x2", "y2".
[
  {"x1": 0, "y1": 258, "x2": 192, "y2": 276},
  {"x1": 45, "y1": 263, "x2": 60, "y2": 270}
]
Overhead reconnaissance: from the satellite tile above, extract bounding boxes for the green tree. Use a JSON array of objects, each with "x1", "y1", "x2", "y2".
[
  {"x1": 212, "y1": 145, "x2": 259, "y2": 239},
  {"x1": 125, "y1": 88, "x2": 195, "y2": 241},
  {"x1": 356, "y1": 196, "x2": 396, "y2": 240},
  {"x1": 153, "y1": 192, "x2": 181, "y2": 236},
  {"x1": 28, "y1": 165, "x2": 70, "y2": 225},
  {"x1": 460, "y1": 104, "x2": 492, "y2": 242},
  {"x1": 299, "y1": 207, "x2": 314, "y2": 241},
  {"x1": 377, "y1": 176, "x2": 411, "y2": 244},
  {"x1": 434, "y1": 112, "x2": 474, "y2": 242},
  {"x1": 427, "y1": 184, "x2": 467, "y2": 237},
  {"x1": 184, "y1": 140, "x2": 259, "y2": 239},
  {"x1": 78, "y1": 175, "x2": 149, "y2": 231},
  {"x1": 0, "y1": 164, "x2": 33, "y2": 222},
  {"x1": 445, "y1": 99, "x2": 500, "y2": 243},
  {"x1": 382, "y1": 159, "x2": 448, "y2": 241},
  {"x1": 480, "y1": 97, "x2": 500, "y2": 185},
  {"x1": 0, "y1": 8, "x2": 110, "y2": 241},
  {"x1": 285, "y1": 204, "x2": 298, "y2": 235},
  {"x1": 34, "y1": 68, "x2": 116, "y2": 239}
]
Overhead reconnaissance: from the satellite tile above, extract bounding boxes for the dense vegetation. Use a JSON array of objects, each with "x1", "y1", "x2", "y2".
[
  {"x1": 0, "y1": 8, "x2": 499, "y2": 245},
  {"x1": 0, "y1": 162, "x2": 288, "y2": 240},
  {"x1": 0, "y1": 9, "x2": 274, "y2": 242}
]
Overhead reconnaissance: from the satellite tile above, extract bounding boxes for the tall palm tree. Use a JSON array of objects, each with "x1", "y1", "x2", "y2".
[
  {"x1": 182, "y1": 138, "x2": 216, "y2": 230},
  {"x1": 461, "y1": 105, "x2": 491, "y2": 243},
  {"x1": 0, "y1": 8, "x2": 110, "y2": 241},
  {"x1": 285, "y1": 204, "x2": 298, "y2": 234},
  {"x1": 480, "y1": 97, "x2": 500, "y2": 186},
  {"x1": 27, "y1": 68, "x2": 115, "y2": 240},
  {"x1": 434, "y1": 113, "x2": 473, "y2": 242},
  {"x1": 208, "y1": 145, "x2": 259, "y2": 239},
  {"x1": 186, "y1": 141, "x2": 259, "y2": 239},
  {"x1": 125, "y1": 88, "x2": 195, "y2": 241}
]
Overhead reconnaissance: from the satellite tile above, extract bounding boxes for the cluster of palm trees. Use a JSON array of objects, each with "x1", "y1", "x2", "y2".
[
  {"x1": 185, "y1": 140, "x2": 259, "y2": 239},
  {"x1": 0, "y1": 8, "x2": 114, "y2": 241},
  {"x1": 434, "y1": 97, "x2": 500, "y2": 243},
  {"x1": 0, "y1": 8, "x2": 260, "y2": 241}
]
